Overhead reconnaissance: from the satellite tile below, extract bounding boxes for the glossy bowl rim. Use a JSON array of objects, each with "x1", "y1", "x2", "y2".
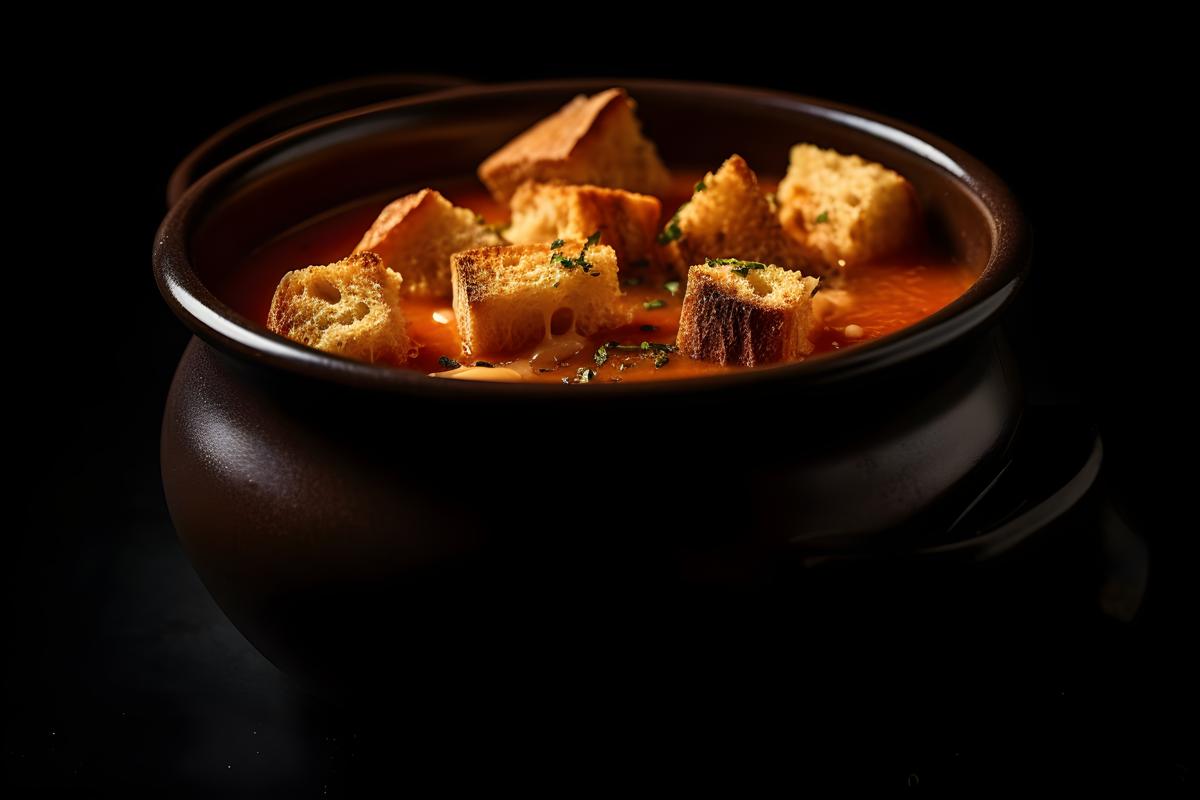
[{"x1": 152, "y1": 78, "x2": 1031, "y2": 398}]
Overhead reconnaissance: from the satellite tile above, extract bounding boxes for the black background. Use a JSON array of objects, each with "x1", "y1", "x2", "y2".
[{"x1": 7, "y1": 21, "x2": 1190, "y2": 793}]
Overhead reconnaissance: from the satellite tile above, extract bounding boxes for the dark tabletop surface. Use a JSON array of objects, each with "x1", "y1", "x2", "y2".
[{"x1": 8, "y1": 28, "x2": 1191, "y2": 794}]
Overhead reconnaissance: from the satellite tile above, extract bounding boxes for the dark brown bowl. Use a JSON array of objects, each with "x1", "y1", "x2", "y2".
[{"x1": 153, "y1": 79, "x2": 1031, "y2": 693}]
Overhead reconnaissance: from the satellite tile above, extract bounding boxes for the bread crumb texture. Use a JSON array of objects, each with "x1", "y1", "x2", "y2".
[
  {"x1": 267, "y1": 251, "x2": 414, "y2": 365},
  {"x1": 478, "y1": 88, "x2": 670, "y2": 203},
  {"x1": 451, "y1": 242, "x2": 631, "y2": 356},
  {"x1": 507, "y1": 181, "x2": 662, "y2": 267},
  {"x1": 676, "y1": 262, "x2": 819, "y2": 366},
  {"x1": 776, "y1": 144, "x2": 919, "y2": 270},
  {"x1": 354, "y1": 188, "x2": 504, "y2": 298},
  {"x1": 666, "y1": 154, "x2": 807, "y2": 276}
]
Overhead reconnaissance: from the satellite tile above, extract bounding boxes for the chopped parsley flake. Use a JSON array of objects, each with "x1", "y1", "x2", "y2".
[
  {"x1": 656, "y1": 201, "x2": 689, "y2": 245},
  {"x1": 548, "y1": 231, "x2": 602, "y2": 272},
  {"x1": 594, "y1": 346, "x2": 609, "y2": 367},
  {"x1": 437, "y1": 355, "x2": 461, "y2": 369},
  {"x1": 707, "y1": 258, "x2": 767, "y2": 277},
  {"x1": 654, "y1": 351, "x2": 670, "y2": 368},
  {"x1": 815, "y1": 210, "x2": 830, "y2": 224},
  {"x1": 695, "y1": 179, "x2": 707, "y2": 192},
  {"x1": 643, "y1": 298, "x2": 666, "y2": 310},
  {"x1": 664, "y1": 280, "x2": 680, "y2": 296}
]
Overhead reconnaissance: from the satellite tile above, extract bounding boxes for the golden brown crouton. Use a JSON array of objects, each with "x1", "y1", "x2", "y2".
[
  {"x1": 353, "y1": 188, "x2": 504, "y2": 298},
  {"x1": 676, "y1": 260, "x2": 820, "y2": 367},
  {"x1": 660, "y1": 154, "x2": 807, "y2": 276},
  {"x1": 776, "y1": 144, "x2": 920, "y2": 269},
  {"x1": 506, "y1": 182, "x2": 662, "y2": 267},
  {"x1": 478, "y1": 88, "x2": 670, "y2": 203},
  {"x1": 451, "y1": 241, "x2": 630, "y2": 356},
  {"x1": 267, "y1": 251, "x2": 414, "y2": 365}
]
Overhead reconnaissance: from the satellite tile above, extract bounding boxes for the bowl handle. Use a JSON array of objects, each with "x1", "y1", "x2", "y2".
[{"x1": 165, "y1": 73, "x2": 475, "y2": 208}]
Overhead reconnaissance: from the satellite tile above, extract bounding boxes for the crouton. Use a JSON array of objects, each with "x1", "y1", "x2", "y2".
[
  {"x1": 506, "y1": 182, "x2": 662, "y2": 267},
  {"x1": 267, "y1": 251, "x2": 414, "y2": 365},
  {"x1": 676, "y1": 260, "x2": 820, "y2": 367},
  {"x1": 451, "y1": 241, "x2": 631, "y2": 356},
  {"x1": 660, "y1": 154, "x2": 807, "y2": 276},
  {"x1": 353, "y1": 188, "x2": 504, "y2": 298},
  {"x1": 776, "y1": 144, "x2": 920, "y2": 269},
  {"x1": 478, "y1": 88, "x2": 670, "y2": 203}
]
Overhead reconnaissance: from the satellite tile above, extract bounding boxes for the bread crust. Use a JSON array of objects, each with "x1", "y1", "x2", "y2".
[
  {"x1": 451, "y1": 241, "x2": 630, "y2": 356},
  {"x1": 353, "y1": 188, "x2": 503, "y2": 298},
  {"x1": 664, "y1": 154, "x2": 807, "y2": 276},
  {"x1": 676, "y1": 263, "x2": 818, "y2": 366},
  {"x1": 478, "y1": 88, "x2": 670, "y2": 203}
]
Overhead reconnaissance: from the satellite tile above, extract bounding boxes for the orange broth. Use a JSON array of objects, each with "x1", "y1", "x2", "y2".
[{"x1": 220, "y1": 174, "x2": 977, "y2": 383}]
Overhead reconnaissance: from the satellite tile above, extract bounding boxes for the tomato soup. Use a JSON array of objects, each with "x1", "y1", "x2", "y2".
[{"x1": 218, "y1": 174, "x2": 976, "y2": 384}]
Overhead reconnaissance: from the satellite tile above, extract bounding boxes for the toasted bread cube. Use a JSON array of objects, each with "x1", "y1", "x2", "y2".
[
  {"x1": 777, "y1": 144, "x2": 920, "y2": 269},
  {"x1": 353, "y1": 188, "x2": 504, "y2": 298},
  {"x1": 506, "y1": 182, "x2": 662, "y2": 267},
  {"x1": 267, "y1": 251, "x2": 414, "y2": 365},
  {"x1": 676, "y1": 261, "x2": 820, "y2": 367},
  {"x1": 478, "y1": 88, "x2": 670, "y2": 203},
  {"x1": 662, "y1": 154, "x2": 807, "y2": 276},
  {"x1": 451, "y1": 242, "x2": 631, "y2": 356}
]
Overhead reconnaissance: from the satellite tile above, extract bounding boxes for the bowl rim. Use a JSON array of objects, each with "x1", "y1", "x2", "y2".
[
  {"x1": 164, "y1": 73, "x2": 474, "y2": 208},
  {"x1": 152, "y1": 78, "x2": 1031, "y2": 398}
]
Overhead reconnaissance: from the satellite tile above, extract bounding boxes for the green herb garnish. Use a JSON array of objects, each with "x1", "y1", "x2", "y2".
[
  {"x1": 604, "y1": 341, "x2": 675, "y2": 360},
  {"x1": 707, "y1": 258, "x2": 767, "y2": 277},
  {"x1": 594, "y1": 346, "x2": 609, "y2": 367},
  {"x1": 549, "y1": 231, "x2": 602, "y2": 273},
  {"x1": 657, "y1": 215, "x2": 683, "y2": 245},
  {"x1": 815, "y1": 210, "x2": 830, "y2": 224},
  {"x1": 664, "y1": 280, "x2": 680, "y2": 296},
  {"x1": 654, "y1": 352, "x2": 670, "y2": 368},
  {"x1": 437, "y1": 355, "x2": 461, "y2": 369},
  {"x1": 643, "y1": 299, "x2": 666, "y2": 310},
  {"x1": 695, "y1": 179, "x2": 707, "y2": 192}
]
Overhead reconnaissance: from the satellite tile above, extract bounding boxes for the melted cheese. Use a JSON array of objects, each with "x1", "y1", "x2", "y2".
[{"x1": 429, "y1": 365, "x2": 524, "y2": 382}]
